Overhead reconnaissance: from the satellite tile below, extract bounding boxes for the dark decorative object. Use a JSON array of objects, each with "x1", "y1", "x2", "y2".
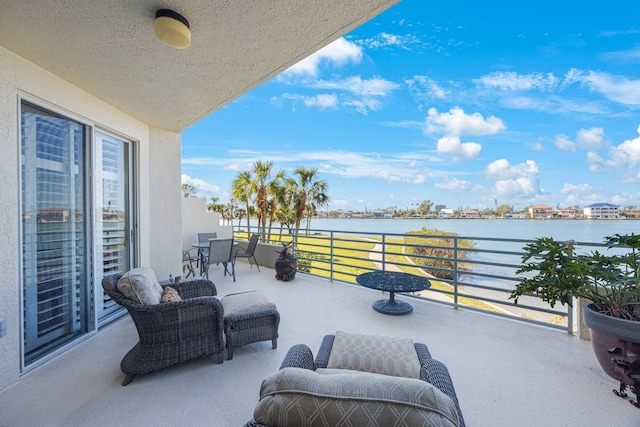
[
  {"x1": 275, "y1": 241, "x2": 297, "y2": 281},
  {"x1": 510, "y1": 233, "x2": 640, "y2": 407}
]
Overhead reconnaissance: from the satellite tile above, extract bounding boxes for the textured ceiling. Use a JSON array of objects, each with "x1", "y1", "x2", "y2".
[{"x1": 0, "y1": 0, "x2": 399, "y2": 132}]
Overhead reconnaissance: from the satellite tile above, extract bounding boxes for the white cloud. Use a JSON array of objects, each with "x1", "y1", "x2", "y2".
[
  {"x1": 560, "y1": 183, "x2": 594, "y2": 195},
  {"x1": 413, "y1": 174, "x2": 427, "y2": 184},
  {"x1": 359, "y1": 32, "x2": 421, "y2": 50},
  {"x1": 554, "y1": 134, "x2": 577, "y2": 151},
  {"x1": 563, "y1": 68, "x2": 640, "y2": 105},
  {"x1": 425, "y1": 107, "x2": 506, "y2": 137},
  {"x1": 405, "y1": 75, "x2": 449, "y2": 99},
  {"x1": 436, "y1": 136, "x2": 482, "y2": 160},
  {"x1": 576, "y1": 127, "x2": 607, "y2": 150},
  {"x1": 275, "y1": 75, "x2": 397, "y2": 114},
  {"x1": 342, "y1": 98, "x2": 383, "y2": 114},
  {"x1": 435, "y1": 177, "x2": 471, "y2": 190},
  {"x1": 601, "y1": 46, "x2": 640, "y2": 63},
  {"x1": 614, "y1": 125, "x2": 640, "y2": 163},
  {"x1": 181, "y1": 174, "x2": 221, "y2": 198},
  {"x1": 285, "y1": 37, "x2": 362, "y2": 76},
  {"x1": 555, "y1": 127, "x2": 607, "y2": 152},
  {"x1": 484, "y1": 159, "x2": 541, "y2": 198},
  {"x1": 559, "y1": 183, "x2": 599, "y2": 205},
  {"x1": 587, "y1": 125, "x2": 640, "y2": 173},
  {"x1": 304, "y1": 94, "x2": 338, "y2": 109},
  {"x1": 529, "y1": 141, "x2": 545, "y2": 151},
  {"x1": 474, "y1": 71, "x2": 559, "y2": 91},
  {"x1": 311, "y1": 76, "x2": 398, "y2": 97}
]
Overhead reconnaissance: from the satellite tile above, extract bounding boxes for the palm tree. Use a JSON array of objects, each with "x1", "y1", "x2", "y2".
[
  {"x1": 206, "y1": 196, "x2": 220, "y2": 212},
  {"x1": 305, "y1": 189, "x2": 329, "y2": 235},
  {"x1": 181, "y1": 183, "x2": 196, "y2": 197},
  {"x1": 290, "y1": 167, "x2": 329, "y2": 237},
  {"x1": 274, "y1": 178, "x2": 297, "y2": 240},
  {"x1": 231, "y1": 171, "x2": 256, "y2": 235},
  {"x1": 252, "y1": 161, "x2": 285, "y2": 242}
]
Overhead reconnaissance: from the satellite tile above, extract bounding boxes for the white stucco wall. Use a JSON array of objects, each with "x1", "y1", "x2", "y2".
[
  {"x1": 181, "y1": 197, "x2": 232, "y2": 251},
  {"x1": 148, "y1": 128, "x2": 183, "y2": 281},
  {"x1": 0, "y1": 46, "x2": 181, "y2": 391}
]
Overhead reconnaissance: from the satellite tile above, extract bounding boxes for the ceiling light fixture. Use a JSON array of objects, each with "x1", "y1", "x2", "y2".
[{"x1": 154, "y1": 9, "x2": 191, "y2": 49}]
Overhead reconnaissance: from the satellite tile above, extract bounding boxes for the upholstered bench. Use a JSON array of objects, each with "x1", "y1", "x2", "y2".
[
  {"x1": 220, "y1": 291, "x2": 280, "y2": 360},
  {"x1": 245, "y1": 331, "x2": 465, "y2": 427}
]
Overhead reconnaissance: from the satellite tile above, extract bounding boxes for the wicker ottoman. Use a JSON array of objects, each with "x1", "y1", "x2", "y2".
[{"x1": 221, "y1": 291, "x2": 280, "y2": 360}]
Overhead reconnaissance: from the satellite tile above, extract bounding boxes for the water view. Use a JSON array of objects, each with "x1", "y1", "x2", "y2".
[{"x1": 305, "y1": 217, "x2": 639, "y2": 243}]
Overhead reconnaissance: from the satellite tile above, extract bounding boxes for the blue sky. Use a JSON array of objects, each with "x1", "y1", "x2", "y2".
[{"x1": 181, "y1": 0, "x2": 640, "y2": 212}]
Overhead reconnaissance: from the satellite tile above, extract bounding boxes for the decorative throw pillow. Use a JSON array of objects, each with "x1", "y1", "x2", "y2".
[
  {"x1": 254, "y1": 367, "x2": 460, "y2": 427},
  {"x1": 327, "y1": 330, "x2": 421, "y2": 379},
  {"x1": 116, "y1": 267, "x2": 163, "y2": 304},
  {"x1": 160, "y1": 286, "x2": 182, "y2": 303}
]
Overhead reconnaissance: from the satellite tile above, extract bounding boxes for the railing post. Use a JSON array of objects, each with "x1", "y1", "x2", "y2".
[
  {"x1": 568, "y1": 296, "x2": 575, "y2": 335},
  {"x1": 382, "y1": 234, "x2": 386, "y2": 271},
  {"x1": 330, "y1": 231, "x2": 334, "y2": 282},
  {"x1": 453, "y1": 237, "x2": 459, "y2": 309}
]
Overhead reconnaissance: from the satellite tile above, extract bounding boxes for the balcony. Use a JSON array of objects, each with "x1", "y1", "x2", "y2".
[{"x1": 0, "y1": 261, "x2": 636, "y2": 426}]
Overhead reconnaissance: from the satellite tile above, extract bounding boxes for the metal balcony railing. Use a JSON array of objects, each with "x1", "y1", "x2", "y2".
[{"x1": 234, "y1": 226, "x2": 613, "y2": 334}]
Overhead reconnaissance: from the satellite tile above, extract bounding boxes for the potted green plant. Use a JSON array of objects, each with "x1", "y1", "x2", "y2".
[
  {"x1": 510, "y1": 233, "x2": 640, "y2": 407},
  {"x1": 275, "y1": 241, "x2": 297, "y2": 282}
]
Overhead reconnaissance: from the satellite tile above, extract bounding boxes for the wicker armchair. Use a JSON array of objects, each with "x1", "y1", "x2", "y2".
[
  {"x1": 102, "y1": 274, "x2": 225, "y2": 386},
  {"x1": 245, "y1": 334, "x2": 465, "y2": 427}
]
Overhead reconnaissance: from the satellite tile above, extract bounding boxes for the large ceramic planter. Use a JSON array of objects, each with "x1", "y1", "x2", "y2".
[
  {"x1": 275, "y1": 258, "x2": 297, "y2": 281},
  {"x1": 583, "y1": 303, "x2": 640, "y2": 380}
]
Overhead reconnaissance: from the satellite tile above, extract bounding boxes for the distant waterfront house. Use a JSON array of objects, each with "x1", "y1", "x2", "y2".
[
  {"x1": 504, "y1": 213, "x2": 527, "y2": 219},
  {"x1": 439, "y1": 208, "x2": 455, "y2": 218},
  {"x1": 584, "y1": 203, "x2": 619, "y2": 219},
  {"x1": 460, "y1": 209, "x2": 480, "y2": 219},
  {"x1": 528, "y1": 204, "x2": 553, "y2": 219},
  {"x1": 556, "y1": 209, "x2": 577, "y2": 219}
]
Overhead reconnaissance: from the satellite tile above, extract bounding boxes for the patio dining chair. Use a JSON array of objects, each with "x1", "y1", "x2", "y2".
[
  {"x1": 233, "y1": 233, "x2": 260, "y2": 271},
  {"x1": 197, "y1": 232, "x2": 218, "y2": 257},
  {"x1": 182, "y1": 248, "x2": 199, "y2": 278},
  {"x1": 203, "y1": 238, "x2": 235, "y2": 281}
]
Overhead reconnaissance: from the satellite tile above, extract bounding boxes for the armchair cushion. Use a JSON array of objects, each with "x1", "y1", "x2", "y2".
[
  {"x1": 116, "y1": 267, "x2": 163, "y2": 304},
  {"x1": 326, "y1": 330, "x2": 421, "y2": 379},
  {"x1": 160, "y1": 286, "x2": 182, "y2": 303},
  {"x1": 253, "y1": 367, "x2": 460, "y2": 427}
]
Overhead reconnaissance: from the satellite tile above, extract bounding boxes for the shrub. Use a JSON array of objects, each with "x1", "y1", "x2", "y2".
[{"x1": 404, "y1": 228, "x2": 475, "y2": 279}]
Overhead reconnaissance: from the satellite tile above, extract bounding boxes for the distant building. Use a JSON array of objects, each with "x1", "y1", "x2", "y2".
[
  {"x1": 504, "y1": 213, "x2": 527, "y2": 219},
  {"x1": 528, "y1": 204, "x2": 553, "y2": 219},
  {"x1": 435, "y1": 204, "x2": 446, "y2": 212},
  {"x1": 584, "y1": 203, "x2": 619, "y2": 219},
  {"x1": 556, "y1": 209, "x2": 577, "y2": 219},
  {"x1": 460, "y1": 209, "x2": 480, "y2": 218},
  {"x1": 439, "y1": 208, "x2": 455, "y2": 218}
]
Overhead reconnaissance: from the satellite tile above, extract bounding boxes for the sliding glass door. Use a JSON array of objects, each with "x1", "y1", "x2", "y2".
[
  {"x1": 21, "y1": 102, "x2": 91, "y2": 364},
  {"x1": 20, "y1": 100, "x2": 136, "y2": 366},
  {"x1": 95, "y1": 131, "x2": 133, "y2": 322}
]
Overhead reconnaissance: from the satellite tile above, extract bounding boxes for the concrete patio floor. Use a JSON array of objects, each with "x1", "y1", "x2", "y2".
[{"x1": 1, "y1": 262, "x2": 638, "y2": 426}]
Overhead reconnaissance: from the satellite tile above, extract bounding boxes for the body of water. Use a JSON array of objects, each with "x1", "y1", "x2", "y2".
[{"x1": 303, "y1": 217, "x2": 639, "y2": 243}]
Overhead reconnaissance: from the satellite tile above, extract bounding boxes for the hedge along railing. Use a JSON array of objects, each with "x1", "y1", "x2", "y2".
[{"x1": 233, "y1": 226, "x2": 612, "y2": 335}]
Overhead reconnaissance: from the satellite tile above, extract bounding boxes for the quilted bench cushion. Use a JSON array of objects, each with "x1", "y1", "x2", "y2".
[
  {"x1": 326, "y1": 330, "x2": 421, "y2": 379},
  {"x1": 254, "y1": 367, "x2": 460, "y2": 427},
  {"x1": 221, "y1": 291, "x2": 276, "y2": 319}
]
